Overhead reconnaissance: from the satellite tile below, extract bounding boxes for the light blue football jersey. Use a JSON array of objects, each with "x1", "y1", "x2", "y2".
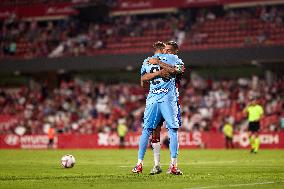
[{"x1": 140, "y1": 53, "x2": 184, "y2": 105}]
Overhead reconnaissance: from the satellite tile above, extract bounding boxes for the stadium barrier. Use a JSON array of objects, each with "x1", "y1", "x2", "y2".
[
  {"x1": 0, "y1": 2, "x2": 77, "y2": 20},
  {"x1": 0, "y1": 132, "x2": 283, "y2": 149}
]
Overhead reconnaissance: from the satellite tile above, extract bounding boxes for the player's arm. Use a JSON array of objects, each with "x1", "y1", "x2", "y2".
[
  {"x1": 175, "y1": 58, "x2": 185, "y2": 82},
  {"x1": 140, "y1": 79, "x2": 146, "y2": 88},
  {"x1": 148, "y1": 58, "x2": 185, "y2": 74},
  {"x1": 141, "y1": 69, "x2": 170, "y2": 85},
  {"x1": 148, "y1": 58, "x2": 175, "y2": 73},
  {"x1": 141, "y1": 75, "x2": 151, "y2": 89},
  {"x1": 141, "y1": 72, "x2": 159, "y2": 84},
  {"x1": 140, "y1": 61, "x2": 149, "y2": 88}
]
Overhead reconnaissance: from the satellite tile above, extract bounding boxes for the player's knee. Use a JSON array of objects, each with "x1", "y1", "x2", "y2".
[
  {"x1": 168, "y1": 128, "x2": 178, "y2": 134},
  {"x1": 151, "y1": 133, "x2": 160, "y2": 143},
  {"x1": 167, "y1": 128, "x2": 178, "y2": 141},
  {"x1": 151, "y1": 129, "x2": 161, "y2": 143},
  {"x1": 151, "y1": 138, "x2": 160, "y2": 143}
]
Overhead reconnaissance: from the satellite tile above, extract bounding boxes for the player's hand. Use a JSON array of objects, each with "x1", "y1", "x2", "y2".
[
  {"x1": 159, "y1": 69, "x2": 170, "y2": 79},
  {"x1": 148, "y1": 58, "x2": 159, "y2": 64},
  {"x1": 175, "y1": 65, "x2": 185, "y2": 73}
]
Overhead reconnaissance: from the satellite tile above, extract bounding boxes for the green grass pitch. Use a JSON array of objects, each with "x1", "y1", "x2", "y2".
[{"x1": 0, "y1": 149, "x2": 283, "y2": 189}]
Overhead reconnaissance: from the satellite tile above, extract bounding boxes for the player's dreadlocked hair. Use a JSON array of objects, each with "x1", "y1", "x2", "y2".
[{"x1": 153, "y1": 41, "x2": 166, "y2": 51}]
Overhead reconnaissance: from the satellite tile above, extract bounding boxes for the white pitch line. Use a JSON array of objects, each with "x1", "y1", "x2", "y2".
[{"x1": 185, "y1": 181, "x2": 284, "y2": 189}]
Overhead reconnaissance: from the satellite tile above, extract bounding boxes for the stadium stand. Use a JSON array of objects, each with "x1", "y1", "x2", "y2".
[
  {"x1": 183, "y1": 7, "x2": 284, "y2": 50},
  {"x1": 0, "y1": 77, "x2": 283, "y2": 135},
  {"x1": 1, "y1": 5, "x2": 283, "y2": 59},
  {"x1": 0, "y1": 0, "x2": 78, "y2": 7}
]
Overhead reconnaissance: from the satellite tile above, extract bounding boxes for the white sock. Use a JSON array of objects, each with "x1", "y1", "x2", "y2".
[
  {"x1": 171, "y1": 158, "x2": 177, "y2": 167},
  {"x1": 137, "y1": 159, "x2": 143, "y2": 165},
  {"x1": 152, "y1": 142, "x2": 161, "y2": 166}
]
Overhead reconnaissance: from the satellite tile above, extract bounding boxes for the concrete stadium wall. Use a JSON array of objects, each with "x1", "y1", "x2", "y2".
[{"x1": 0, "y1": 46, "x2": 283, "y2": 74}]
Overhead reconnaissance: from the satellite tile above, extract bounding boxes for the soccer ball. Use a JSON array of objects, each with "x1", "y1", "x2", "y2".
[{"x1": 61, "y1": 154, "x2": 75, "y2": 168}]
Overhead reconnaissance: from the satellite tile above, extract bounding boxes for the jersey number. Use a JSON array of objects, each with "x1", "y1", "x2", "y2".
[{"x1": 150, "y1": 66, "x2": 170, "y2": 85}]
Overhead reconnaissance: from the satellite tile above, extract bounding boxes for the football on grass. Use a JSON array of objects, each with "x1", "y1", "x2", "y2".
[{"x1": 61, "y1": 155, "x2": 75, "y2": 168}]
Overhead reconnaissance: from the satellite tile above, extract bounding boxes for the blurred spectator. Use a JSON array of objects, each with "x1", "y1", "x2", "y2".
[
  {"x1": 117, "y1": 118, "x2": 128, "y2": 148},
  {"x1": 206, "y1": 11, "x2": 216, "y2": 20},
  {"x1": 281, "y1": 103, "x2": 284, "y2": 130},
  {"x1": 0, "y1": 76, "x2": 283, "y2": 135},
  {"x1": 244, "y1": 36, "x2": 253, "y2": 46},
  {"x1": 222, "y1": 118, "x2": 234, "y2": 149},
  {"x1": 47, "y1": 125, "x2": 56, "y2": 149},
  {"x1": 257, "y1": 31, "x2": 268, "y2": 44},
  {"x1": 191, "y1": 32, "x2": 208, "y2": 44},
  {"x1": 9, "y1": 41, "x2": 17, "y2": 55}
]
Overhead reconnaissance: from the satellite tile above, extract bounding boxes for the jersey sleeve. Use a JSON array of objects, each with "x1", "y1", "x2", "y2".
[
  {"x1": 177, "y1": 58, "x2": 184, "y2": 66},
  {"x1": 167, "y1": 54, "x2": 184, "y2": 66},
  {"x1": 140, "y1": 58, "x2": 149, "y2": 76},
  {"x1": 152, "y1": 54, "x2": 160, "y2": 59}
]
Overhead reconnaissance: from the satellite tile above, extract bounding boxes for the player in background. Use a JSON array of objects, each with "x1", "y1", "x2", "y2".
[
  {"x1": 223, "y1": 119, "x2": 234, "y2": 149},
  {"x1": 243, "y1": 97, "x2": 264, "y2": 153},
  {"x1": 145, "y1": 41, "x2": 184, "y2": 175},
  {"x1": 47, "y1": 125, "x2": 55, "y2": 149},
  {"x1": 117, "y1": 118, "x2": 128, "y2": 148},
  {"x1": 132, "y1": 41, "x2": 184, "y2": 175}
]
